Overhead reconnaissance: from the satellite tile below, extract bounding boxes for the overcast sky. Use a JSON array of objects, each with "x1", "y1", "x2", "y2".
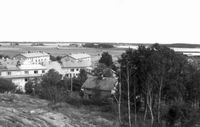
[{"x1": 0, "y1": 0, "x2": 200, "y2": 44}]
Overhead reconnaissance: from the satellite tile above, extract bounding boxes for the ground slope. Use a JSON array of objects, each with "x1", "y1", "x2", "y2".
[{"x1": 0, "y1": 93, "x2": 115, "y2": 127}]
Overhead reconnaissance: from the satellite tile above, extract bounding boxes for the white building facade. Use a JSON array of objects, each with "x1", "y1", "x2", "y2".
[
  {"x1": 60, "y1": 53, "x2": 92, "y2": 78},
  {"x1": 14, "y1": 52, "x2": 50, "y2": 65},
  {"x1": 0, "y1": 55, "x2": 48, "y2": 92}
]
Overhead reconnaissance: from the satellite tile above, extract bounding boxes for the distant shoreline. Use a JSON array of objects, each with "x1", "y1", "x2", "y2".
[{"x1": 1, "y1": 42, "x2": 200, "y2": 48}]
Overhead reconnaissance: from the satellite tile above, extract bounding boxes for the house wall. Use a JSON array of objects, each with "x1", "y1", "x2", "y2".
[
  {"x1": 63, "y1": 68, "x2": 81, "y2": 78},
  {"x1": 0, "y1": 69, "x2": 46, "y2": 92},
  {"x1": 14, "y1": 54, "x2": 50, "y2": 65},
  {"x1": 30, "y1": 56, "x2": 50, "y2": 65},
  {"x1": 61, "y1": 55, "x2": 92, "y2": 78}
]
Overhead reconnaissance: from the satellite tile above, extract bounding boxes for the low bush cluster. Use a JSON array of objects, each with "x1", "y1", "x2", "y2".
[{"x1": 0, "y1": 78, "x2": 16, "y2": 93}]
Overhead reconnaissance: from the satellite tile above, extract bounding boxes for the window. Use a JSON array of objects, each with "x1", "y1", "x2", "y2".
[
  {"x1": 76, "y1": 68, "x2": 79, "y2": 71},
  {"x1": 34, "y1": 70, "x2": 38, "y2": 74},
  {"x1": 25, "y1": 78, "x2": 28, "y2": 82},
  {"x1": 42, "y1": 70, "x2": 45, "y2": 73},
  {"x1": 25, "y1": 71, "x2": 29, "y2": 74},
  {"x1": 71, "y1": 69, "x2": 74, "y2": 72},
  {"x1": 8, "y1": 71, "x2": 11, "y2": 75}
]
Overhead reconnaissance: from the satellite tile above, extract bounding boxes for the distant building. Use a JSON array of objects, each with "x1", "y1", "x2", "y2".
[
  {"x1": 60, "y1": 53, "x2": 92, "y2": 78},
  {"x1": 14, "y1": 52, "x2": 50, "y2": 65},
  {"x1": 0, "y1": 58, "x2": 47, "y2": 92}
]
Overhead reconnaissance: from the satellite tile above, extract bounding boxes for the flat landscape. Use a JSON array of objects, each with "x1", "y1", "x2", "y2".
[{"x1": 0, "y1": 45, "x2": 125, "y2": 65}]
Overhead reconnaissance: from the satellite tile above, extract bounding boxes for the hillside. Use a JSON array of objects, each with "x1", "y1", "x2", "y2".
[{"x1": 0, "y1": 93, "x2": 116, "y2": 127}]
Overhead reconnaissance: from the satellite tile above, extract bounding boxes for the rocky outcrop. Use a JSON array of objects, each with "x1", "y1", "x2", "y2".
[{"x1": 0, "y1": 93, "x2": 114, "y2": 127}]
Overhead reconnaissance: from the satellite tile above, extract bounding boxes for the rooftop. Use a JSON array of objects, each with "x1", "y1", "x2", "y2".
[
  {"x1": 18, "y1": 52, "x2": 49, "y2": 58},
  {"x1": 61, "y1": 58, "x2": 91, "y2": 68},
  {"x1": 82, "y1": 76, "x2": 117, "y2": 91},
  {"x1": 68, "y1": 53, "x2": 91, "y2": 60}
]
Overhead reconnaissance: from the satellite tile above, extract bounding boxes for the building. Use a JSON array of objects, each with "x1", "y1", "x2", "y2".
[
  {"x1": 0, "y1": 58, "x2": 47, "y2": 92},
  {"x1": 14, "y1": 52, "x2": 50, "y2": 65},
  {"x1": 81, "y1": 76, "x2": 118, "y2": 99},
  {"x1": 60, "y1": 53, "x2": 92, "y2": 78}
]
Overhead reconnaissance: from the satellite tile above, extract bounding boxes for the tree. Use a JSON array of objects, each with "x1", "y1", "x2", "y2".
[
  {"x1": 93, "y1": 63, "x2": 107, "y2": 79},
  {"x1": 0, "y1": 78, "x2": 16, "y2": 93},
  {"x1": 25, "y1": 80, "x2": 34, "y2": 94},
  {"x1": 41, "y1": 69, "x2": 62, "y2": 87},
  {"x1": 93, "y1": 63, "x2": 113, "y2": 79},
  {"x1": 38, "y1": 69, "x2": 65, "y2": 102},
  {"x1": 118, "y1": 44, "x2": 189, "y2": 126},
  {"x1": 99, "y1": 52, "x2": 113, "y2": 67},
  {"x1": 77, "y1": 69, "x2": 88, "y2": 85}
]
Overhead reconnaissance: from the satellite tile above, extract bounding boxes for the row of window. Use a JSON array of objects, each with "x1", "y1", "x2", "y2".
[
  {"x1": 70, "y1": 68, "x2": 80, "y2": 72},
  {"x1": 0, "y1": 70, "x2": 46, "y2": 76},
  {"x1": 65, "y1": 73, "x2": 78, "y2": 78}
]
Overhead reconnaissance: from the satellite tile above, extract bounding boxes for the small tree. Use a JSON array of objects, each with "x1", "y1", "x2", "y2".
[
  {"x1": 99, "y1": 52, "x2": 113, "y2": 67},
  {"x1": 25, "y1": 80, "x2": 34, "y2": 94},
  {"x1": 38, "y1": 69, "x2": 65, "y2": 102},
  {"x1": 0, "y1": 78, "x2": 16, "y2": 93},
  {"x1": 77, "y1": 69, "x2": 88, "y2": 85},
  {"x1": 93, "y1": 63, "x2": 114, "y2": 79}
]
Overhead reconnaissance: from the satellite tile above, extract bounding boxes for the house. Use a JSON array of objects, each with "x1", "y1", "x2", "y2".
[
  {"x1": 0, "y1": 58, "x2": 47, "y2": 92},
  {"x1": 81, "y1": 76, "x2": 118, "y2": 99},
  {"x1": 60, "y1": 53, "x2": 92, "y2": 78},
  {"x1": 13, "y1": 52, "x2": 50, "y2": 65}
]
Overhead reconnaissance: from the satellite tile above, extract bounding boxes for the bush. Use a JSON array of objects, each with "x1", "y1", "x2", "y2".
[
  {"x1": 25, "y1": 80, "x2": 34, "y2": 94},
  {"x1": 34, "y1": 69, "x2": 67, "y2": 103},
  {"x1": 0, "y1": 78, "x2": 16, "y2": 93},
  {"x1": 39, "y1": 86, "x2": 68, "y2": 102}
]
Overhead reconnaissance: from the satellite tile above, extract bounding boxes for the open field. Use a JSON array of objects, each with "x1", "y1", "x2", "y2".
[{"x1": 0, "y1": 46, "x2": 125, "y2": 65}]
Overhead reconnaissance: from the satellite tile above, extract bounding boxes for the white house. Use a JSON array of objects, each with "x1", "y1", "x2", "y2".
[
  {"x1": 13, "y1": 52, "x2": 50, "y2": 65},
  {"x1": 0, "y1": 58, "x2": 47, "y2": 92},
  {"x1": 60, "y1": 53, "x2": 92, "y2": 78}
]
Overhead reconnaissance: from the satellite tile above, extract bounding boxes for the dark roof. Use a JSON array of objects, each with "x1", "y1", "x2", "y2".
[{"x1": 82, "y1": 76, "x2": 117, "y2": 91}]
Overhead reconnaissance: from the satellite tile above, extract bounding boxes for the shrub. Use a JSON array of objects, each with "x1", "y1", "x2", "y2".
[
  {"x1": 34, "y1": 69, "x2": 67, "y2": 103},
  {"x1": 25, "y1": 80, "x2": 34, "y2": 94},
  {"x1": 0, "y1": 78, "x2": 16, "y2": 93},
  {"x1": 39, "y1": 86, "x2": 67, "y2": 103}
]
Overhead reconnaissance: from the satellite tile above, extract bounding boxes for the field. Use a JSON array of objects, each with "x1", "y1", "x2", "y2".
[{"x1": 0, "y1": 45, "x2": 126, "y2": 65}]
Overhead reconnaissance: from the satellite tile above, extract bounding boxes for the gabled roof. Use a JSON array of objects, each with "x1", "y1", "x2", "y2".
[
  {"x1": 61, "y1": 53, "x2": 91, "y2": 68},
  {"x1": 16, "y1": 52, "x2": 49, "y2": 58},
  {"x1": 61, "y1": 60, "x2": 91, "y2": 68},
  {"x1": 64, "y1": 53, "x2": 91, "y2": 60},
  {"x1": 82, "y1": 76, "x2": 117, "y2": 91}
]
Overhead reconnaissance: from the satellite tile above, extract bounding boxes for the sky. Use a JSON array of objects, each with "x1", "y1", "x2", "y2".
[{"x1": 0, "y1": 0, "x2": 200, "y2": 44}]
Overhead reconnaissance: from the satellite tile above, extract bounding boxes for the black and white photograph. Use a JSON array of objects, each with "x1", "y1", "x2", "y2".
[{"x1": 0, "y1": 0, "x2": 200, "y2": 127}]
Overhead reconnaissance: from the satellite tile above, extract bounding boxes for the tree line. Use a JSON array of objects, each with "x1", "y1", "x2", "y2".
[
  {"x1": 117, "y1": 44, "x2": 200, "y2": 127},
  {"x1": 1, "y1": 43, "x2": 200, "y2": 126}
]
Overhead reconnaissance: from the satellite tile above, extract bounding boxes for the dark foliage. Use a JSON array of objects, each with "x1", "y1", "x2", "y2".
[
  {"x1": 99, "y1": 52, "x2": 113, "y2": 67},
  {"x1": 82, "y1": 43, "x2": 114, "y2": 48},
  {"x1": 0, "y1": 78, "x2": 16, "y2": 93},
  {"x1": 25, "y1": 80, "x2": 34, "y2": 94},
  {"x1": 50, "y1": 55, "x2": 62, "y2": 63}
]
